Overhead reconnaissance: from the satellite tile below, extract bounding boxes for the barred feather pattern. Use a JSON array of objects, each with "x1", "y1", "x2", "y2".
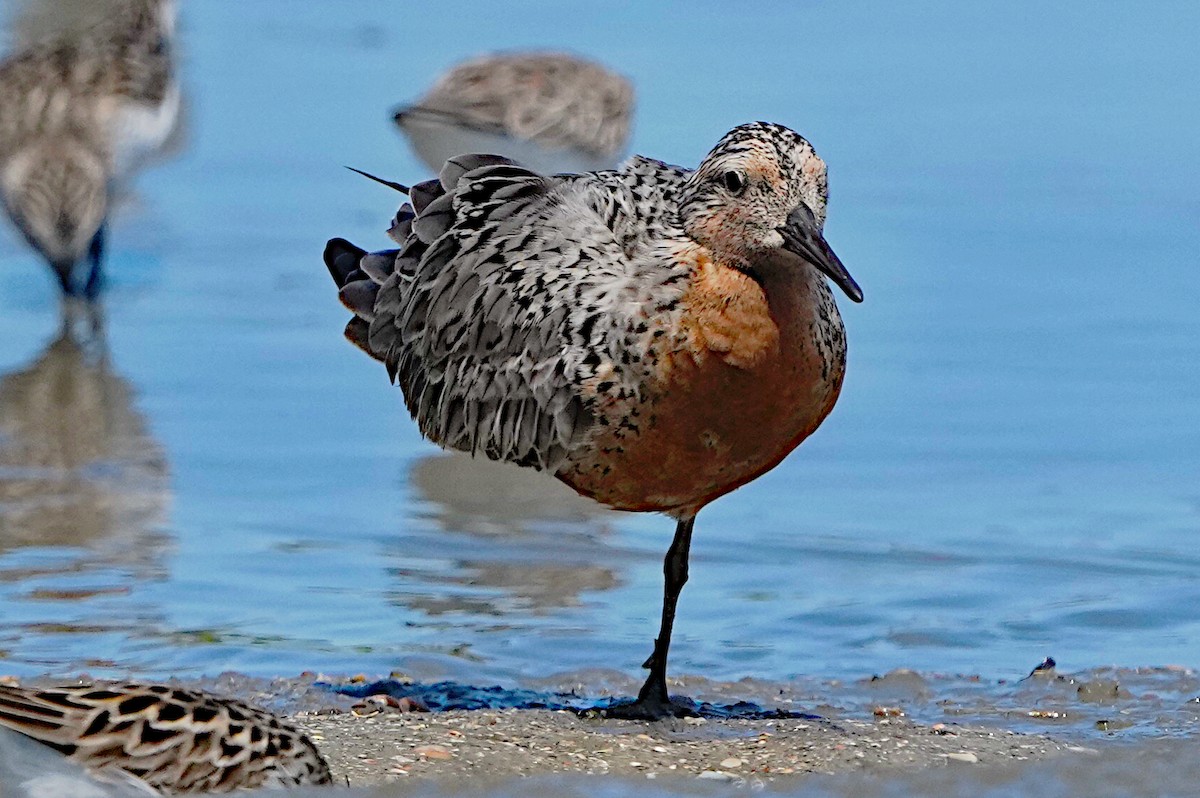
[
  {"x1": 333, "y1": 154, "x2": 693, "y2": 474},
  {"x1": 328, "y1": 123, "x2": 854, "y2": 514},
  {"x1": 0, "y1": 682, "x2": 333, "y2": 793}
]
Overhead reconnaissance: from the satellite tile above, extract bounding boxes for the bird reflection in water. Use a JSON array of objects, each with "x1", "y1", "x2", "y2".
[
  {"x1": 0, "y1": 0, "x2": 182, "y2": 298},
  {"x1": 393, "y1": 51, "x2": 634, "y2": 176},
  {"x1": 395, "y1": 453, "x2": 623, "y2": 614},
  {"x1": 0, "y1": 301, "x2": 169, "y2": 584}
]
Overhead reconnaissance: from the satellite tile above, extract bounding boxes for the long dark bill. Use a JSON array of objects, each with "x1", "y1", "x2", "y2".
[{"x1": 779, "y1": 205, "x2": 863, "y2": 303}]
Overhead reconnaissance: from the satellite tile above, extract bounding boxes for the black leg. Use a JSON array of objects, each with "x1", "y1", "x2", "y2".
[
  {"x1": 53, "y1": 261, "x2": 76, "y2": 296},
  {"x1": 602, "y1": 515, "x2": 697, "y2": 720},
  {"x1": 83, "y1": 225, "x2": 106, "y2": 299}
]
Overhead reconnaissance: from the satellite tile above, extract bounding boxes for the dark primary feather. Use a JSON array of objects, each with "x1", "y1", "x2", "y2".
[
  {"x1": 359, "y1": 249, "x2": 398, "y2": 282},
  {"x1": 387, "y1": 205, "x2": 416, "y2": 244},
  {"x1": 413, "y1": 193, "x2": 454, "y2": 243},
  {"x1": 323, "y1": 238, "x2": 365, "y2": 287},
  {"x1": 408, "y1": 178, "x2": 444, "y2": 215},
  {"x1": 438, "y1": 154, "x2": 517, "y2": 190},
  {"x1": 338, "y1": 279, "x2": 379, "y2": 321},
  {"x1": 324, "y1": 238, "x2": 382, "y2": 357}
]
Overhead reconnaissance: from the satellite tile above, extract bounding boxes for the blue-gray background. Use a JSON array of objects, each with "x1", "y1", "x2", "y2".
[{"x1": 0, "y1": 1, "x2": 1196, "y2": 696}]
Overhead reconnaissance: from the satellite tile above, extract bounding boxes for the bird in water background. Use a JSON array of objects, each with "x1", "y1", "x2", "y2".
[
  {"x1": 393, "y1": 50, "x2": 634, "y2": 175},
  {"x1": 325, "y1": 121, "x2": 862, "y2": 719},
  {"x1": 0, "y1": 0, "x2": 183, "y2": 298}
]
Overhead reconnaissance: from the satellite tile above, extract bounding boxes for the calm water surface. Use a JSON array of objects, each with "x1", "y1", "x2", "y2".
[{"x1": 0, "y1": 0, "x2": 1197, "y2": 758}]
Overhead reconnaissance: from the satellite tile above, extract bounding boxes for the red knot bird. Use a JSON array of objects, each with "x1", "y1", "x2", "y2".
[
  {"x1": 0, "y1": 0, "x2": 181, "y2": 298},
  {"x1": 0, "y1": 681, "x2": 332, "y2": 792},
  {"x1": 324, "y1": 121, "x2": 863, "y2": 719},
  {"x1": 393, "y1": 50, "x2": 633, "y2": 174}
]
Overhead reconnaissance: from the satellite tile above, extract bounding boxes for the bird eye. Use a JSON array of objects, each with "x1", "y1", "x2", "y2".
[{"x1": 721, "y1": 170, "x2": 746, "y2": 196}]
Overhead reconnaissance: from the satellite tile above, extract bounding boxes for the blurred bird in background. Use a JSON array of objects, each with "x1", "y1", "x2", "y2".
[
  {"x1": 393, "y1": 50, "x2": 634, "y2": 175},
  {"x1": 0, "y1": 0, "x2": 183, "y2": 299}
]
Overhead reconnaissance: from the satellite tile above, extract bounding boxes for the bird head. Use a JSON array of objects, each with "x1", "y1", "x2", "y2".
[{"x1": 679, "y1": 122, "x2": 862, "y2": 302}]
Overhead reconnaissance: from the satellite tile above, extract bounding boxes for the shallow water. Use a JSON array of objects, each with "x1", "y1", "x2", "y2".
[{"x1": 0, "y1": 0, "x2": 1198, "y2": 765}]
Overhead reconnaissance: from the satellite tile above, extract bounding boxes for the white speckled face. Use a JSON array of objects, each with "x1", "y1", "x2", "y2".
[
  {"x1": 678, "y1": 123, "x2": 860, "y2": 302},
  {"x1": 679, "y1": 122, "x2": 829, "y2": 267}
]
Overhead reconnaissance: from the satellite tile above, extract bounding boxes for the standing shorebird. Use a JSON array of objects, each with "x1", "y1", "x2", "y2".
[
  {"x1": 394, "y1": 51, "x2": 633, "y2": 174},
  {"x1": 0, "y1": 0, "x2": 181, "y2": 298},
  {"x1": 324, "y1": 121, "x2": 863, "y2": 719},
  {"x1": 0, "y1": 681, "x2": 332, "y2": 792}
]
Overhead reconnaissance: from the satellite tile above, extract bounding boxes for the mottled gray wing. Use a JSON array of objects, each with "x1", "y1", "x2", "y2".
[{"x1": 328, "y1": 155, "x2": 629, "y2": 472}]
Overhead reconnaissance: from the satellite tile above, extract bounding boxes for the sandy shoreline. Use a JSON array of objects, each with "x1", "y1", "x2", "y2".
[
  {"x1": 4, "y1": 669, "x2": 1133, "y2": 792},
  {"x1": 297, "y1": 707, "x2": 1071, "y2": 788}
]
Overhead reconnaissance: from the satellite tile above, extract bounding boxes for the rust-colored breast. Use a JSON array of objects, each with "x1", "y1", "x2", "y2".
[
  {"x1": 561, "y1": 245, "x2": 847, "y2": 516},
  {"x1": 675, "y1": 250, "x2": 780, "y2": 369}
]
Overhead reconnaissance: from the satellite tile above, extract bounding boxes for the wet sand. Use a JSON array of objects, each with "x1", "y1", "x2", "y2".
[
  {"x1": 177, "y1": 664, "x2": 1196, "y2": 791},
  {"x1": 7, "y1": 669, "x2": 1179, "y2": 795},
  {"x1": 298, "y1": 708, "x2": 1069, "y2": 788}
]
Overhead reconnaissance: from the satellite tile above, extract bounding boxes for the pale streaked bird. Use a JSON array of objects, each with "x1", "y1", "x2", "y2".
[
  {"x1": 0, "y1": 681, "x2": 333, "y2": 793},
  {"x1": 324, "y1": 121, "x2": 863, "y2": 719},
  {"x1": 0, "y1": 0, "x2": 181, "y2": 298},
  {"x1": 393, "y1": 51, "x2": 634, "y2": 175}
]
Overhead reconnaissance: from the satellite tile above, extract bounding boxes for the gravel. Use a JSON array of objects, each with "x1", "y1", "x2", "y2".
[{"x1": 297, "y1": 708, "x2": 1066, "y2": 788}]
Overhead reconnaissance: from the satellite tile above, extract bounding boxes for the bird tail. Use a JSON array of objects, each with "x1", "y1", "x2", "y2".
[
  {"x1": 324, "y1": 155, "x2": 520, "y2": 365},
  {"x1": 323, "y1": 238, "x2": 390, "y2": 359}
]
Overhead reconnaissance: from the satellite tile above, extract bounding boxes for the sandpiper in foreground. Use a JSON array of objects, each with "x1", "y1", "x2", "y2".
[{"x1": 0, "y1": 680, "x2": 332, "y2": 792}]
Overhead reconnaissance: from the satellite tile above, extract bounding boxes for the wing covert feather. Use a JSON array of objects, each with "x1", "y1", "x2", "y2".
[{"x1": 327, "y1": 155, "x2": 693, "y2": 474}]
